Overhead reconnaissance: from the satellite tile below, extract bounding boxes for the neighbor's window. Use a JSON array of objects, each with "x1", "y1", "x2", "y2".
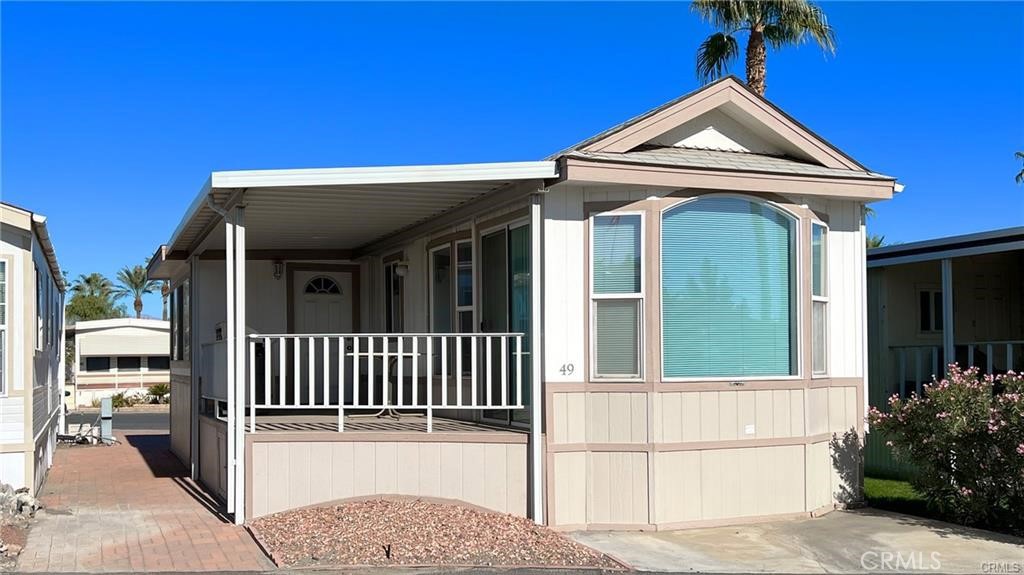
[
  {"x1": 812, "y1": 223, "x2": 828, "y2": 375},
  {"x1": 147, "y1": 356, "x2": 170, "y2": 371},
  {"x1": 662, "y1": 196, "x2": 796, "y2": 378},
  {"x1": 591, "y1": 213, "x2": 643, "y2": 379},
  {"x1": 919, "y1": 289, "x2": 943, "y2": 333},
  {"x1": 117, "y1": 356, "x2": 141, "y2": 372},
  {"x1": 35, "y1": 268, "x2": 43, "y2": 350},
  {"x1": 85, "y1": 357, "x2": 111, "y2": 372},
  {"x1": 0, "y1": 261, "x2": 6, "y2": 394}
]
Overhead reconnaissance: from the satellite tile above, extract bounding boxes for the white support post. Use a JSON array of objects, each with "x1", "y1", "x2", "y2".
[
  {"x1": 190, "y1": 257, "x2": 200, "y2": 480},
  {"x1": 224, "y1": 211, "x2": 235, "y2": 515},
  {"x1": 233, "y1": 206, "x2": 247, "y2": 526},
  {"x1": 529, "y1": 192, "x2": 544, "y2": 525},
  {"x1": 941, "y1": 258, "x2": 954, "y2": 369}
]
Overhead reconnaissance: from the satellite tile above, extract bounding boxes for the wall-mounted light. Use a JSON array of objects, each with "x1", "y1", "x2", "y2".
[
  {"x1": 273, "y1": 261, "x2": 284, "y2": 280},
  {"x1": 394, "y1": 263, "x2": 409, "y2": 278}
]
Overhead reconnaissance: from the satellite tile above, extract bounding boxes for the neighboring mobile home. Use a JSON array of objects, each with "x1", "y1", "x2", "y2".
[
  {"x1": 0, "y1": 202, "x2": 65, "y2": 494},
  {"x1": 147, "y1": 77, "x2": 897, "y2": 528},
  {"x1": 67, "y1": 318, "x2": 171, "y2": 407},
  {"x1": 865, "y1": 227, "x2": 1024, "y2": 477}
]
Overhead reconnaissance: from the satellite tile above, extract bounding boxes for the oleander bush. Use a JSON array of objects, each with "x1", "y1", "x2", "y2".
[{"x1": 868, "y1": 364, "x2": 1024, "y2": 534}]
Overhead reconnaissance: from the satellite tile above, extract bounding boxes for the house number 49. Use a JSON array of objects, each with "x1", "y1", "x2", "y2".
[{"x1": 559, "y1": 364, "x2": 575, "y2": 376}]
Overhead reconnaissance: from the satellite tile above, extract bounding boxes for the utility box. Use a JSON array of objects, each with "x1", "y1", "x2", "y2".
[{"x1": 100, "y1": 397, "x2": 113, "y2": 442}]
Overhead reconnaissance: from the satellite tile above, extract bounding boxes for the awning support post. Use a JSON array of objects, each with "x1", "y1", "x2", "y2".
[
  {"x1": 941, "y1": 258, "x2": 954, "y2": 370},
  {"x1": 529, "y1": 192, "x2": 544, "y2": 525}
]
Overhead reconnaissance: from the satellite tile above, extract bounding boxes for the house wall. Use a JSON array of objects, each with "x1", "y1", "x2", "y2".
[
  {"x1": 543, "y1": 183, "x2": 865, "y2": 530},
  {"x1": 247, "y1": 433, "x2": 528, "y2": 519},
  {"x1": 199, "y1": 415, "x2": 227, "y2": 500},
  {"x1": 0, "y1": 206, "x2": 62, "y2": 493}
]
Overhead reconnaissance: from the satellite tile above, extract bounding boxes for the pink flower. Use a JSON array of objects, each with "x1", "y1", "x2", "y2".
[
  {"x1": 959, "y1": 487, "x2": 973, "y2": 497},
  {"x1": 936, "y1": 412, "x2": 950, "y2": 419},
  {"x1": 1016, "y1": 444, "x2": 1024, "y2": 456}
]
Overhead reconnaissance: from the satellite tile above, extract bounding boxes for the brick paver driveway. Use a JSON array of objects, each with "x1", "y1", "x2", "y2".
[{"x1": 18, "y1": 430, "x2": 272, "y2": 572}]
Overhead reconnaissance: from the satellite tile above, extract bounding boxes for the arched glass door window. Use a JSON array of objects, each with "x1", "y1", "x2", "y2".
[
  {"x1": 304, "y1": 276, "x2": 342, "y2": 295},
  {"x1": 661, "y1": 196, "x2": 796, "y2": 378}
]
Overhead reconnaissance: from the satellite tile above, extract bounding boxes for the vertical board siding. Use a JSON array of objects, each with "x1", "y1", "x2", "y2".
[
  {"x1": 652, "y1": 445, "x2": 805, "y2": 525},
  {"x1": 553, "y1": 452, "x2": 587, "y2": 525},
  {"x1": 588, "y1": 451, "x2": 649, "y2": 524},
  {"x1": 169, "y1": 375, "x2": 191, "y2": 465},
  {"x1": 249, "y1": 441, "x2": 528, "y2": 519},
  {"x1": 543, "y1": 186, "x2": 586, "y2": 383},
  {"x1": 651, "y1": 390, "x2": 805, "y2": 443}
]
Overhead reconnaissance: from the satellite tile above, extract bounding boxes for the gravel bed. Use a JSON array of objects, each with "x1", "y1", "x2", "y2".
[{"x1": 249, "y1": 498, "x2": 623, "y2": 569}]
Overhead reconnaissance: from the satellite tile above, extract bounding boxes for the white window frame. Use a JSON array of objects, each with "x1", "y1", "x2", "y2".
[
  {"x1": 589, "y1": 210, "x2": 645, "y2": 382},
  {"x1": 0, "y1": 260, "x2": 7, "y2": 396},
  {"x1": 455, "y1": 239, "x2": 474, "y2": 333},
  {"x1": 35, "y1": 268, "x2": 43, "y2": 351},
  {"x1": 658, "y1": 194, "x2": 802, "y2": 382},
  {"x1": 428, "y1": 243, "x2": 455, "y2": 333},
  {"x1": 811, "y1": 221, "x2": 829, "y2": 377}
]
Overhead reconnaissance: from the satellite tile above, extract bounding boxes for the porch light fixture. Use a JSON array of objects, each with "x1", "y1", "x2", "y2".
[
  {"x1": 395, "y1": 262, "x2": 410, "y2": 278},
  {"x1": 273, "y1": 261, "x2": 284, "y2": 280}
]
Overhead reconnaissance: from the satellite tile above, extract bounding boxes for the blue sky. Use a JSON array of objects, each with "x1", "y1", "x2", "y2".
[{"x1": 3, "y1": 2, "x2": 1023, "y2": 317}]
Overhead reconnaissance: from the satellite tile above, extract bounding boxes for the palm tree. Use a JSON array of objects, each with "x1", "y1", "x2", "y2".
[
  {"x1": 69, "y1": 273, "x2": 115, "y2": 298},
  {"x1": 1015, "y1": 151, "x2": 1023, "y2": 184},
  {"x1": 112, "y1": 265, "x2": 160, "y2": 319},
  {"x1": 866, "y1": 234, "x2": 886, "y2": 249},
  {"x1": 693, "y1": 0, "x2": 836, "y2": 95}
]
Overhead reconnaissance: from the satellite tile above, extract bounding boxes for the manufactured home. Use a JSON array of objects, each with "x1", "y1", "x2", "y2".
[
  {"x1": 147, "y1": 77, "x2": 897, "y2": 529},
  {"x1": 0, "y1": 202, "x2": 65, "y2": 494},
  {"x1": 67, "y1": 318, "x2": 171, "y2": 407},
  {"x1": 865, "y1": 227, "x2": 1024, "y2": 477}
]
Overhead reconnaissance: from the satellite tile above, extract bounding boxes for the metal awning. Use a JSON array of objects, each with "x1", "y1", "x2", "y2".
[{"x1": 149, "y1": 161, "x2": 557, "y2": 277}]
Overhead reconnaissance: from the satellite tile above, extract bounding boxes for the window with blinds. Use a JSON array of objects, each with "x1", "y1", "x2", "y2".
[
  {"x1": 591, "y1": 213, "x2": 643, "y2": 379},
  {"x1": 811, "y1": 223, "x2": 828, "y2": 375},
  {"x1": 661, "y1": 197, "x2": 796, "y2": 378}
]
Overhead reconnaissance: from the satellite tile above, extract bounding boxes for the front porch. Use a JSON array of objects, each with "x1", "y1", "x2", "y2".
[{"x1": 150, "y1": 162, "x2": 554, "y2": 525}]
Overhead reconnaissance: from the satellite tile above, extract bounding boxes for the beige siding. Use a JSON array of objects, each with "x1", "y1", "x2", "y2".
[
  {"x1": 249, "y1": 440, "x2": 527, "y2": 519},
  {"x1": 652, "y1": 389, "x2": 805, "y2": 443},
  {"x1": 199, "y1": 417, "x2": 227, "y2": 500},
  {"x1": 552, "y1": 452, "x2": 587, "y2": 525},
  {"x1": 588, "y1": 451, "x2": 649, "y2": 524},
  {"x1": 652, "y1": 445, "x2": 805, "y2": 525}
]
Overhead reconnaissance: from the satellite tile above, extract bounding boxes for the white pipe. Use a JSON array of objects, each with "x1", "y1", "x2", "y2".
[{"x1": 233, "y1": 206, "x2": 246, "y2": 525}]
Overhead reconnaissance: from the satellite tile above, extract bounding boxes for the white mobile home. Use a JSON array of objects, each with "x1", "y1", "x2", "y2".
[
  {"x1": 68, "y1": 318, "x2": 171, "y2": 407},
  {"x1": 0, "y1": 202, "x2": 65, "y2": 494},
  {"x1": 147, "y1": 77, "x2": 896, "y2": 528}
]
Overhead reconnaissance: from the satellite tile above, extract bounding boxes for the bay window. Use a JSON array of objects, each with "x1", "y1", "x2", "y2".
[
  {"x1": 811, "y1": 222, "x2": 828, "y2": 375},
  {"x1": 591, "y1": 213, "x2": 643, "y2": 379},
  {"x1": 661, "y1": 197, "x2": 796, "y2": 378}
]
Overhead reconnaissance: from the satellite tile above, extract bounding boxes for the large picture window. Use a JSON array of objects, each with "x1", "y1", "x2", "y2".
[
  {"x1": 591, "y1": 213, "x2": 643, "y2": 379},
  {"x1": 661, "y1": 197, "x2": 796, "y2": 378}
]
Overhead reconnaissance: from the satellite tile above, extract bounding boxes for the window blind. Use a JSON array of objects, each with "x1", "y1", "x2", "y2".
[
  {"x1": 593, "y1": 215, "x2": 641, "y2": 294},
  {"x1": 595, "y1": 300, "x2": 640, "y2": 377},
  {"x1": 662, "y1": 197, "x2": 795, "y2": 377}
]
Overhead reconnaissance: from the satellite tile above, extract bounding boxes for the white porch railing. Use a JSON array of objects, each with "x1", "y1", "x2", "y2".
[
  {"x1": 247, "y1": 333, "x2": 526, "y2": 432},
  {"x1": 891, "y1": 344, "x2": 941, "y2": 397},
  {"x1": 961, "y1": 340, "x2": 1023, "y2": 375}
]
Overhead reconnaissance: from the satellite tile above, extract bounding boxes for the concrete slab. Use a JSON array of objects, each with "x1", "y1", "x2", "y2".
[{"x1": 571, "y1": 509, "x2": 1024, "y2": 573}]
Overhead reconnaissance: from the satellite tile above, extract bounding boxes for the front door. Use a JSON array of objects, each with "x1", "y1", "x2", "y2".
[{"x1": 290, "y1": 267, "x2": 357, "y2": 405}]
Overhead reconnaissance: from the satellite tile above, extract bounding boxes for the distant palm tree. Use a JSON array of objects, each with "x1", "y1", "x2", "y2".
[
  {"x1": 113, "y1": 265, "x2": 159, "y2": 319},
  {"x1": 866, "y1": 234, "x2": 886, "y2": 249},
  {"x1": 70, "y1": 273, "x2": 115, "y2": 298},
  {"x1": 1015, "y1": 151, "x2": 1023, "y2": 184},
  {"x1": 693, "y1": 0, "x2": 836, "y2": 95}
]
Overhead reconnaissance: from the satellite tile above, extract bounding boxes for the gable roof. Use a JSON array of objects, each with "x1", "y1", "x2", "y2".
[{"x1": 549, "y1": 76, "x2": 878, "y2": 176}]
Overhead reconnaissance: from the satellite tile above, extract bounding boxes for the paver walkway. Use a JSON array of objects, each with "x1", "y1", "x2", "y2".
[{"x1": 18, "y1": 431, "x2": 273, "y2": 572}]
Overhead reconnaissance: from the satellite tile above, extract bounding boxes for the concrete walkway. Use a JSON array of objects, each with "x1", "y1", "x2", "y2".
[
  {"x1": 18, "y1": 431, "x2": 272, "y2": 572},
  {"x1": 572, "y1": 509, "x2": 1024, "y2": 573}
]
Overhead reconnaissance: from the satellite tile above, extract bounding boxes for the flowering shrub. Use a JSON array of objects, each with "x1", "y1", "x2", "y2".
[{"x1": 868, "y1": 365, "x2": 1024, "y2": 534}]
